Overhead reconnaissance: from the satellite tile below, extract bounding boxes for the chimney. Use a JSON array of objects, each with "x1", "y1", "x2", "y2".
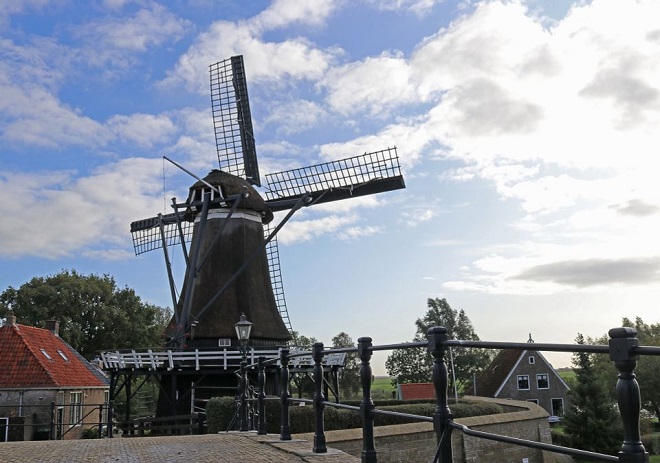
[
  {"x1": 45, "y1": 320, "x2": 59, "y2": 336},
  {"x1": 5, "y1": 310, "x2": 16, "y2": 327}
]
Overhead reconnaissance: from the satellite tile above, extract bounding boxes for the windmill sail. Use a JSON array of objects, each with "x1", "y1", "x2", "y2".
[
  {"x1": 264, "y1": 147, "x2": 405, "y2": 210},
  {"x1": 210, "y1": 56, "x2": 260, "y2": 186}
]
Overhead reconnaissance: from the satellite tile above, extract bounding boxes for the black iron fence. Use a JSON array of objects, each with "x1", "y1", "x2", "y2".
[
  {"x1": 235, "y1": 325, "x2": 657, "y2": 463},
  {"x1": 0, "y1": 402, "x2": 109, "y2": 441}
]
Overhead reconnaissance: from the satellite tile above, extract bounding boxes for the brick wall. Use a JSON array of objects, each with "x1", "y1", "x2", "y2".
[{"x1": 295, "y1": 397, "x2": 564, "y2": 463}]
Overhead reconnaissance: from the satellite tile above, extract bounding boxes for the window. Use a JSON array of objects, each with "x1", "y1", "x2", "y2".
[
  {"x1": 218, "y1": 338, "x2": 231, "y2": 347},
  {"x1": 526, "y1": 399, "x2": 539, "y2": 405},
  {"x1": 551, "y1": 398, "x2": 565, "y2": 417},
  {"x1": 528, "y1": 356, "x2": 535, "y2": 364},
  {"x1": 57, "y1": 350, "x2": 69, "y2": 361},
  {"x1": 40, "y1": 348, "x2": 52, "y2": 360},
  {"x1": 517, "y1": 375, "x2": 530, "y2": 390},
  {"x1": 537, "y1": 374, "x2": 549, "y2": 389},
  {"x1": 69, "y1": 391, "x2": 83, "y2": 426}
]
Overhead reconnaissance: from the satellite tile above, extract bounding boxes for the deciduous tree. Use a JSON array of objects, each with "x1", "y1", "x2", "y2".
[
  {"x1": 385, "y1": 298, "x2": 491, "y2": 390},
  {"x1": 0, "y1": 270, "x2": 170, "y2": 359},
  {"x1": 332, "y1": 331, "x2": 360, "y2": 399}
]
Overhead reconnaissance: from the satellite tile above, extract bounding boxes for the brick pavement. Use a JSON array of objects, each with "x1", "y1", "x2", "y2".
[{"x1": 0, "y1": 433, "x2": 360, "y2": 463}]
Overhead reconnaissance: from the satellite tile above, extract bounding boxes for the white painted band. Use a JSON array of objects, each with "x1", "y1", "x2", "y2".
[{"x1": 195, "y1": 208, "x2": 263, "y2": 224}]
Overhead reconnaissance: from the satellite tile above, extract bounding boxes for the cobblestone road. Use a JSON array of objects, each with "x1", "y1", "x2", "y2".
[{"x1": 0, "y1": 433, "x2": 359, "y2": 463}]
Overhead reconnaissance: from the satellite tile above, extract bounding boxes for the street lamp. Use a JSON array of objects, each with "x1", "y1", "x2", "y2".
[
  {"x1": 234, "y1": 313, "x2": 253, "y2": 351},
  {"x1": 234, "y1": 313, "x2": 252, "y2": 431}
]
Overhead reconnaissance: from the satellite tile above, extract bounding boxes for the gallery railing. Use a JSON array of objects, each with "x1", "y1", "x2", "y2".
[{"x1": 239, "y1": 326, "x2": 657, "y2": 463}]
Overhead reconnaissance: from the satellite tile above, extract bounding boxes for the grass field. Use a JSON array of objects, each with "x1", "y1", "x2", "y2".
[{"x1": 371, "y1": 376, "x2": 397, "y2": 400}]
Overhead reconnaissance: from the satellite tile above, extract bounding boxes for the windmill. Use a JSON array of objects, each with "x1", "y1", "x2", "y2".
[{"x1": 129, "y1": 55, "x2": 406, "y2": 353}]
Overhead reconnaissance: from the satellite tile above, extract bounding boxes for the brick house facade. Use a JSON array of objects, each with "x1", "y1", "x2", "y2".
[{"x1": 0, "y1": 313, "x2": 109, "y2": 441}]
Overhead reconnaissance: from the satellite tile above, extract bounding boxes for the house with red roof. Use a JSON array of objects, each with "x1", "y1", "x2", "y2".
[
  {"x1": 465, "y1": 336, "x2": 570, "y2": 420},
  {"x1": 0, "y1": 312, "x2": 109, "y2": 441}
]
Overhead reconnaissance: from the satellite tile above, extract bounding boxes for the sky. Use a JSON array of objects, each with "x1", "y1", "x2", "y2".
[{"x1": 2, "y1": 0, "x2": 660, "y2": 374}]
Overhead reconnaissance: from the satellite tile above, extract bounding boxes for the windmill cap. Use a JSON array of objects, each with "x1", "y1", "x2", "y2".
[{"x1": 187, "y1": 170, "x2": 273, "y2": 223}]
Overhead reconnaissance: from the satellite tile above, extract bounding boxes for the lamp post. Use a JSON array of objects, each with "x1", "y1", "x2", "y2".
[{"x1": 234, "y1": 313, "x2": 252, "y2": 431}]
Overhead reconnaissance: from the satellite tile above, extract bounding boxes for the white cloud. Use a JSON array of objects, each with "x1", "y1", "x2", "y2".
[
  {"x1": 322, "y1": 52, "x2": 417, "y2": 116},
  {"x1": 107, "y1": 113, "x2": 176, "y2": 148},
  {"x1": 163, "y1": 6, "x2": 340, "y2": 94},
  {"x1": 75, "y1": 3, "x2": 190, "y2": 52},
  {"x1": 276, "y1": 214, "x2": 358, "y2": 244},
  {"x1": 252, "y1": 0, "x2": 339, "y2": 30},
  {"x1": 0, "y1": 84, "x2": 110, "y2": 148},
  {"x1": 0, "y1": 158, "x2": 165, "y2": 259},
  {"x1": 263, "y1": 99, "x2": 327, "y2": 135}
]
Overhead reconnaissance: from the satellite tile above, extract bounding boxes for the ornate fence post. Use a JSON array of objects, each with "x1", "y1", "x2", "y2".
[
  {"x1": 358, "y1": 336, "x2": 377, "y2": 463},
  {"x1": 50, "y1": 401, "x2": 56, "y2": 440},
  {"x1": 608, "y1": 327, "x2": 648, "y2": 463},
  {"x1": 280, "y1": 348, "x2": 292, "y2": 440},
  {"x1": 98, "y1": 403, "x2": 104, "y2": 437},
  {"x1": 258, "y1": 356, "x2": 267, "y2": 435},
  {"x1": 313, "y1": 342, "x2": 327, "y2": 453},
  {"x1": 108, "y1": 400, "x2": 114, "y2": 438},
  {"x1": 428, "y1": 326, "x2": 453, "y2": 462},
  {"x1": 239, "y1": 359, "x2": 249, "y2": 431}
]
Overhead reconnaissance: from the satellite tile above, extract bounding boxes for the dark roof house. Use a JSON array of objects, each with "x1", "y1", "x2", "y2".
[
  {"x1": 0, "y1": 313, "x2": 109, "y2": 441},
  {"x1": 467, "y1": 338, "x2": 570, "y2": 419}
]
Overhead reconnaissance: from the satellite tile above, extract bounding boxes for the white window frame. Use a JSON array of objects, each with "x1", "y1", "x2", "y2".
[
  {"x1": 69, "y1": 391, "x2": 83, "y2": 426},
  {"x1": 526, "y1": 398, "x2": 539, "y2": 405},
  {"x1": 551, "y1": 398, "x2": 565, "y2": 416},
  {"x1": 517, "y1": 375, "x2": 530, "y2": 390},
  {"x1": 537, "y1": 373, "x2": 550, "y2": 390},
  {"x1": 528, "y1": 355, "x2": 535, "y2": 364}
]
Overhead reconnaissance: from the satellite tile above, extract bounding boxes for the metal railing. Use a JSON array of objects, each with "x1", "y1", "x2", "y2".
[
  {"x1": 0, "y1": 402, "x2": 110, "y2": 442},
  {"x1": 238, "y1": 326, "x2": 655, "y2": 462}
]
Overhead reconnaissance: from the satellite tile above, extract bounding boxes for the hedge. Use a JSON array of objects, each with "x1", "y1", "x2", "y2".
[{"x1": 206, "y1": 397, "x2": 502, "y2": 434}]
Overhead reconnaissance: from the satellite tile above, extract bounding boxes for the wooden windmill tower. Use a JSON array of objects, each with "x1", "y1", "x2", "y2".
[
  {"x1": 130, "y1": 55, "x2": 405, "y2": 351},
  {"x1": 121, "y1": 56, "x2": 405, "y2": 419}
]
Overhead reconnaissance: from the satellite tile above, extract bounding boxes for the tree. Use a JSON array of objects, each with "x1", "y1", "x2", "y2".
[
  {"x1": 563, "y1": 333, "x2": 621, "y2": 454},
  {"x1": 385, "y1": 298, "x2": 492, "y2": 390},
  {"x1": 0, "y1": 270, "x2": 171, "y2": 359},
  {"x1": 332, "y1": 332, "x2": 360, "y2": 399},
  {"x1": 289, "y1": 330, "x2": 317, "y2": 398},
  {"x1": 620, "y1": 316, "x2": 660, "y2": 422}
]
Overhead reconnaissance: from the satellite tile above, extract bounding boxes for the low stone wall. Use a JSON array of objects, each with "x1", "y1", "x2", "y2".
[{"x1": 294, "y1": 396, "x2": 564, "y2": 463}]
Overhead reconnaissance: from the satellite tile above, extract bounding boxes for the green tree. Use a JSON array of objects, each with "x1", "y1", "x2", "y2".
[
  {"x1": 332, "y1": 332, "x2": 360, "y2": 399},
  {"x1": 563, "y1": 333, "x2": 621, "y2": 454},
  {"x1": 620, "y1": 316, "x2": 660, "y2": 421},
  {"x1": 385, "y1": 298, "x2": 491, "y2": 390},
  {"x1": 0, "y1": 270, "x2": 171, "y2": 359},
  {"x1": 289, "y1": 330, "x2": 317, "y2": 398}
]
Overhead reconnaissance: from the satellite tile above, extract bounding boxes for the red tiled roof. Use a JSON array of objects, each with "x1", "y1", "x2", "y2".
[
  {"x1": 400, "y1": 382, "x2": 436, "y2": 400},
  {"x1": 0, "y1": 324, "x2": 107, "y2": 388}
]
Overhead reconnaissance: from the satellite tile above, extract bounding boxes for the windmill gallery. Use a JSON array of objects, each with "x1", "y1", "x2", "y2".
[{"x1": 100, "y1": 55, "x2": 406, "y2": 426}]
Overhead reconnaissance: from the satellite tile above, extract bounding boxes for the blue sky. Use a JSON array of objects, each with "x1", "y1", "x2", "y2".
[{"x1": 3, "y1": 0, "x2": 660, "y2": 373}]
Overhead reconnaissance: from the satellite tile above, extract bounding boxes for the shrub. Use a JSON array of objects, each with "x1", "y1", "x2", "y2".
[{"x1": 206, "y1": 398, "x2": 501, "y2": 434}]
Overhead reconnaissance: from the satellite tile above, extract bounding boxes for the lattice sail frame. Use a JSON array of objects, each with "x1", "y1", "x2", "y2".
[
  {"x1": 264, "y1": 147, "x2": 404, "y2": 206},
  {"x1": 130, "y1": 213, "x2": 193, "y2": 256},
  {"x1": 210, "y1": 56, "x2": 260, "y2": 186}
]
